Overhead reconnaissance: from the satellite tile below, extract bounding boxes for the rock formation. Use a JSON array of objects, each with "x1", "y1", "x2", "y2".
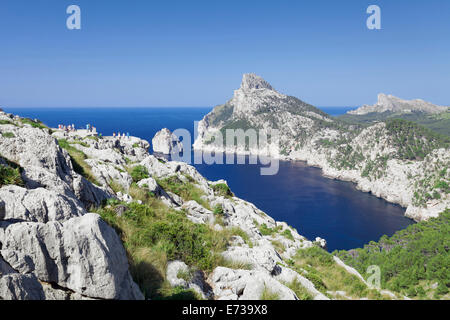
[
  {"x1": 348, "y1": 94, "x2": 448, "y2": 115},
  {"x1": 152, "y1": 128, "x2": 183, "y2": 155},
  {"x1": 0, "y1": 112, "x2": 143, "y2": 300}
]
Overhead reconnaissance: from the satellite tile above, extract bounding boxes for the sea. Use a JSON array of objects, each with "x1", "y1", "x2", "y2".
[{"x1": 3, "y1": 106, "x2": 414, "y2": 252}]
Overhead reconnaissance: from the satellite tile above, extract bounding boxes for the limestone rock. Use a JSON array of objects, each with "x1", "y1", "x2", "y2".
[
  {"x1": 0, "y1": 213, "x2": 143, "y2": 300},
  {"x1": 152, "y1": 128, "x2": 183, "y2": 155},
  {"x1": 166, "y1": 260, "x2": 212, "y2": 299},
  {"x1": 182, "y1": 200, "x2": 215, "y2": 225},
  {"x1": 0, "y1": 185, "x2": 85, "y2": 223},
  {"x1": 208, "y1": 267, "x2": 297, "y2": 300}
]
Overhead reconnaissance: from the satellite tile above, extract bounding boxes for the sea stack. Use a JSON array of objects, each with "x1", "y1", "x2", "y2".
[{"x1": 152, "y1": 128, "x2": 183, "y2": 155}]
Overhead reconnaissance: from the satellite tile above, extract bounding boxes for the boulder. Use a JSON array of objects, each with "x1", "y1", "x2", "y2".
[
  {"x1": 0, "y1": 213, "x2": 144, "y2": 300},
  {"x1": 166, "y1": 260, "x2": 212, "y2": 299},
  {"x1": 208, "y1": 267, "x2": 297, "y2": 300},
  {"x1": 0, "y1": 185, "x2": 85, "y2": 223}
]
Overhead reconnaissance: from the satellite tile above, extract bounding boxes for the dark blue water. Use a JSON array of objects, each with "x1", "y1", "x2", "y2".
[{"x1": 4, "y1": 106, "x2": 413, "y2": 251}]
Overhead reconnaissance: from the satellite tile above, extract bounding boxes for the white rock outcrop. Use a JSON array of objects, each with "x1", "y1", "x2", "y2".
[
  {"x1": 152, "y1": 128, "x2": 183, "y2": 155},
  {"x1": 0, "y1": 112, "x2": 143, "y2": 300}
]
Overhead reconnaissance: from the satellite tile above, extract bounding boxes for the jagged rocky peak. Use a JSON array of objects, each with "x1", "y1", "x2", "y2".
[
  {"x1": 348, "y1": 93, "x2": 448, "y2": 115},
  {"x1": 240, "y1": 73, "x2": 275, "y2": 92}
]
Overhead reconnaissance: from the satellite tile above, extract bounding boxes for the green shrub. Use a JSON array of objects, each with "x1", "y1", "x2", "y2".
[
  {"x1": 211, "y1": 183, "x2": 234, "y2": 198},
  {"x1": 157, "y1": 176, "x2": 210, "y2": 209},
  {"x1": 58, "y1": 139, "x2": 99, "y2": 185},
  {"x1": 1, "y1": 132, "x2": 15, "y2": 138},
  {"x1": 0, "y1": 163, "x2": 23, "y2": 187},
  {"x1": 281, "y1": 229, "x2": 294, "y2": 241},
  {"x1": 258, "y1": 223, "x2": 278, "y2": 236},
  {"x1": 335, "y1": 209, "x2": 450, "y2": 297},
  {"x1": 213, "y1": 204, "x2": 224, "y2": 215},
  {"x1": 130, "y1": 165, "x2": 149, "y2": 182},
  {"x1": 94, "y1": 196, "x2": 235, "y2": 299},
  {"x1": 20, "y1": 118, "x2": 48, "y2": 129}
]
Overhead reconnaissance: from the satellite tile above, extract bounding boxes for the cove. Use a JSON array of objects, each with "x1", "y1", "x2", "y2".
[{"x1": 193, "y1": 153, "x2": 414, "y2": 252}]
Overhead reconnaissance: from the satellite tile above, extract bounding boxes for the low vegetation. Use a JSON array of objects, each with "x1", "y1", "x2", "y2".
[
  {"x1": 157, "y1": 175, "x2": 211, "y2": 210},
  {"x1": 211, "y1": 183, "x2": 234, "y2": 198},
  {"x1": 1, "y1": 132, "x2": 15, "y2": 138},
  {"x1": 57, "y1": 139, "x2": 99, "y2": 186},
  {"x1": 94, "y1": 181, "x2": 250, "y2": 300},
  {"x1": 260, "y1": 286, "x2": 280, "y2": 300},
  {"x1": 335, "y1": 209, "x2": 450, "y2": 299},
  {"x1": 20, "y1": 118, "x2": 48, "y2": 129},
  {"x1": 289, "y1": 246, "x2": 384, "y2": 300},
  {"x1": 0, "y1": 157, "x2": 24, "y2": 188},
  {"x1": 129, "y1": 165, "x2": 149, "y2": 183},
  {"x1": 386, "y1": 119, "x2": 449, "y2": 160}
]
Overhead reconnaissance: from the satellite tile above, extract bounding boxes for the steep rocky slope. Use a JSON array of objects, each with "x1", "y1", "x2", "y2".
[
  {"x1": 193, "y1": 74, "x2": 450, "y2": 221},
  {"x1": 1, "y1": 110, "x2": 401, "y2": 300}
]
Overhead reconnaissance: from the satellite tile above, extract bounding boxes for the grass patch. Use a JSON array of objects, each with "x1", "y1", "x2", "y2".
[
  {"x1": 93, "y1": 195, "x2": 239, "y2": 299},
  {"x1": 1, "y1": 132, "x2": 15, "y2": 138},
  {"x1": 271, "y1": 240, "x2": 285, "y2": 254},
  {"x1": 0, "y1": 157, "x2": 24, "y2": 187},
  {"x1": 281, "y1": 229, "x2": 294, "y2": 241},
  {"x1": 58, "y1": 139, "x2": 99, "y2": 186},
  {"x1": 284, "y1": 279, "x2": 313, "y2": 300},
  {"x1": 157, "y1": 175, "x2": 211, "y2": 210},
  {"x1": 20, "y1": 118, "x2": 48, "y2": 129},
  {"x1": 0, "y1": 120, "x2": 16, "y2": 126},
  {"x1": 290, "y1": 247, "x2": 380, "y2": 300},
  {"x1": 218, "y1": 258, "x2": 253, "y2": 270},
  {"x1": 211, "y1": 183, "x2": 234, "y2": 198},
  {"x1": 129, "y1": 165, "x2": 149, "y2": 183},
  {"x1": 260, "y1": 286, "x2": 280, "y2": 300},
  {"x1": 258, "y1": 223, "x2": 282, "y2": 237}
]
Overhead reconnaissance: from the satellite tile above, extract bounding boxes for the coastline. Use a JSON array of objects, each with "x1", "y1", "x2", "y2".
[{"x1": 192, "y1": 142, "x2": 449, "y2": 223}]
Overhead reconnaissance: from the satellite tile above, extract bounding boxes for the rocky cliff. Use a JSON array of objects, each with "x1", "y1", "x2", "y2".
[
  {"x1": 193, "y1": 74, "x2": 450, "y2": 222},
  {"x1": 0, "y1": 112, "x2": 143, "y2": 300}
]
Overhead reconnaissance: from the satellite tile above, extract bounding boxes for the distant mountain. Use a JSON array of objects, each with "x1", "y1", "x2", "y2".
[
  {"x1": 194, "y1": 74, "x2": 450, "y2": 222},
  {"x1": 348, "y1": 94, "x2": 448, "y2": 115},
  {"x1": 340, "y1": 95, "x2": 450, "y2": 136}
]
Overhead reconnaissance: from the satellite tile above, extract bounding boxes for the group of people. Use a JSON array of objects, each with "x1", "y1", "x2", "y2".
[
  {"x1": 86, "y1": 124, "x2": 96, "y2": 133},
  {"x1": 58, "y1": 123, "x2": 129, "y2": 140},
  {"x1": 113, "y1": 132, "x2": 130, "y2": 139},
  {"x1": 58, "y1": 124, "x2": 76, "y2": 132}
]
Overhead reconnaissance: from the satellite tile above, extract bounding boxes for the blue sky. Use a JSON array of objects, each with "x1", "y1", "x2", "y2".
[{"x1": 0, "y1": 0, "x2": 449, "y2": 107}]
